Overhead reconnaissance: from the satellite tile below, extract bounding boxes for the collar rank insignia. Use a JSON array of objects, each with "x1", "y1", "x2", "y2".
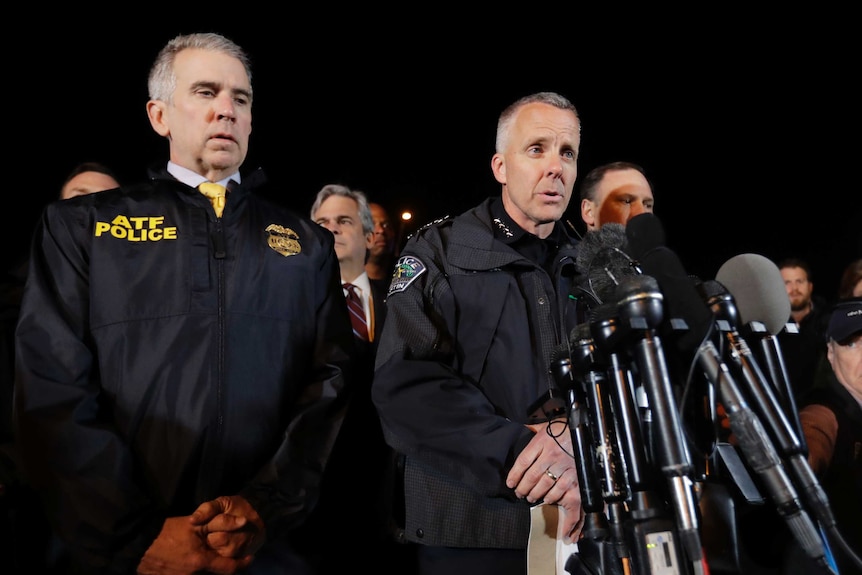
[{"x1": 492, "y1": 218, "x2": 514, "y2": 238}]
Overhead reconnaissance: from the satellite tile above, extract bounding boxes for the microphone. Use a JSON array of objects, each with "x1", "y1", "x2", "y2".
[
  {"x1": 624, "y1": 214, "x2": 714, "y2": 353},
  {"x1": 550, "y1": 332, "x2": 616, "y2": 515},
  {"x1": 715, "y1": 253, "x2": 804, "y2": 450},
  {"x1": 551, "y1": 327, "x2": 627, "y2": 575},
  {"x1": 693, "y1": 335, "x2": 832, "y2": 573},
  {"x1": 574, "y1": 223, "x2": 640, "y2": 306},
  {"x1": 608, "y1": 275, "x2": 704, "y2": 570},
  {"x1": 715, "y1": 253, "x2": 789, "y2": 336},
  {"x1": 698, "y1": 278, "x2": 836, "y2": 571}
]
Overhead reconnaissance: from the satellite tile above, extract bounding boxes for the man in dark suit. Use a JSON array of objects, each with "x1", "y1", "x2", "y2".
[{"x1": 304, "y1": 185, "x2": 410, "y2": 573}]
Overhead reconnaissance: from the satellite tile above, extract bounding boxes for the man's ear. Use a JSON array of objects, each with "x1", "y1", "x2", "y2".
[
  {"x1": 491, "y1": 153, "x2": 506, "y2": 185},
  {"x1": 581, "y1": 198, "x2": 597, "y2": 230},
  {"x1": 146, "y1": 100, "x2": 170, "y2": 137}
]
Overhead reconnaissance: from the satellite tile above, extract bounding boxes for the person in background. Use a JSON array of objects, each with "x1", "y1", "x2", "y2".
[
  {"x1": 1, "y1": 160, "x2": 122, "y2": 573},
  {"x1": 782, "y1": 297, "x2": 862, "y2": 575},
  {"x1": 59, "y1": 161, "x2": 120, "y2": 200},
  {"x1": 310, "y1": 184, "x2": 386, "y2": 343},
  {"x1": 578, "y1": 160, "x2": 654, "y2": 232},
  {"x1": 304, "y1": 184, "x2": 408, "y2": 573},
  {"x1": 837, "y1": 258, "x2": 862, "y2": 300},
  {"x1": 14, "y1": 32, "x2": 353, "y2": 574},
  {"x1": 777, "y1": 257, "x2": 832, "y2": 401},
  {"x1": 366, "y1": 201, "x2": 398, "y2": 281},
  {"x1": 371, "y1": 91, "x2": 585, "y2": 575}
]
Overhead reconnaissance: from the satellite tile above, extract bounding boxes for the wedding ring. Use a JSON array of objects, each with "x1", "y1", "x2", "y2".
[{"x1": 545, "y1": 467, "x2": 558, "y2": 482}]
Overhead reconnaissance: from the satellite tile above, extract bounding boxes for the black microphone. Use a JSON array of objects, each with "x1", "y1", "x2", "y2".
[
  {"x1": 608, "y1": 275, "x2": 704, "y2": 570},
  {"x1": 588, "y1": 299, "x2": 696, "y2": 575},
  {"x1": 551, "y1": 327, "x2": 627, "y2": 575},
  {"x1": 624, "y1": 214, "x2": 713, "y2": 353},
  {"x1": 550, "y1": 332, "x2": 614, "y2": 515}
]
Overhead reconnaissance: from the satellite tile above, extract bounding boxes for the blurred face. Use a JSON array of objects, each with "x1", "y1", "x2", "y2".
[
  {"x1": 369, "y1": 202, "x2": 395, "y2": 259},
  {"x1": 146, "y1": 48, "x2": 252, "y2": 182},
  {"x1": 781, "y1": 266, "x2": 814, "y2": 312},
  {"x1": 313, "y1": 195, "x2": 373, "y2": 280},
  {"x1": 827, "y1": 333, "x2": 862, "y2": 403},
  {"x1": 581, "y1": 168, "x2": 654, "y2": 231},
  {"x1": 491, "y1": 102, "x2": 580, "y2": 239},
  {"x1": 60, "y1": 171, "x2": 120, "y2": 200}
]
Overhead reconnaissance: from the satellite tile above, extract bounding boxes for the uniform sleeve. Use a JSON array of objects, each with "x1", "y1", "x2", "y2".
[
  {"x1": 14, "y1": 206, "x2": 162, "y2": 572},
  {"x1": 371, "y1": 235, "x2": 532, "y2": 496},
  {"x1": 240, "y1": 232, "x2": 355, "y2": 533}
]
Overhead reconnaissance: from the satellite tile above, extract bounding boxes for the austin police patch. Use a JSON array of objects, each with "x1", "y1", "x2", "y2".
[{"x1": 388, "y1": 255, "x2": 427, "y2": 295}]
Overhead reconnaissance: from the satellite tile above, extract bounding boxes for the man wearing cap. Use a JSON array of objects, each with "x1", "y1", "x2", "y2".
[{"x1": 783, "y1": 297, "x2": 862, "y2": 575}]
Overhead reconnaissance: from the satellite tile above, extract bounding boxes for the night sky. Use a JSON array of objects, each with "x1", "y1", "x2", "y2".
[{"x1": 9, "y1": 15, "x2": 860, "y2": 299}]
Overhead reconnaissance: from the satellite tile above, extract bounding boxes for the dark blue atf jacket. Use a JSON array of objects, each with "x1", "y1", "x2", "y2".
[
  {"x1": 372, "y1": 197, "x2": 583, "y2": 549},
  {"x1": 13, "y1": 167, "x2": 354, "y2": 573}
]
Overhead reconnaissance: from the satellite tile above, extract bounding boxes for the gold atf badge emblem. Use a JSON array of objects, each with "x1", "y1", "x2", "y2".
[{"x1": 265, "y1": 224, "x2": 301, "y2": 257}]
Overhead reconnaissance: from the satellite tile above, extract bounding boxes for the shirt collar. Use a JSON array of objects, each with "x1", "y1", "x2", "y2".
[
  {"x1": 167, "y1": 161, "x2": 241, "y2": 189},
  {"x1": 343, "y1": 271, "x2": 371, "y2": 296}
]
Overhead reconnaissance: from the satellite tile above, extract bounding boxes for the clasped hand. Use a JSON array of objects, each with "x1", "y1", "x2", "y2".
[
  {"x1": 138, "y1": 494, "x2": 265, "y2": 575},
  {"x1": 505, "y1": 419, "x2": 583, "y2": 542}
]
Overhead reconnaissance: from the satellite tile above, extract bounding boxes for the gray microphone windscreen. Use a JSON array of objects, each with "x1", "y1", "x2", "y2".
[
  {"x1": 575, "y1": 223, "x2": 636, "y2": 304},
  {"x1": 715, "y1": 253, "x2": 790, "y2": 335}
]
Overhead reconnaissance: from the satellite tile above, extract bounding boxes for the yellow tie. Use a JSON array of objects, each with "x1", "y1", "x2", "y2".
[{"x1": 198, "y1": 182, "x2": 227, "y2": 218}]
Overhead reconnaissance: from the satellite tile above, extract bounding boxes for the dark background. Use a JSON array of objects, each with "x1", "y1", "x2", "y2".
[{"x1": 8, "y1": 15, "x2": 860, "y2": 299}]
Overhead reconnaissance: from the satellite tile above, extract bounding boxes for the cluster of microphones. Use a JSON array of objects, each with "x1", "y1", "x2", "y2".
[{"x1": 550, "y1": 213, "x2": 861, "y2": 575}]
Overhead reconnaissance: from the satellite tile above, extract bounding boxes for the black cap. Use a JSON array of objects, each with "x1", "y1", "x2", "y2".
[{"x1": 826, "y1": 297, "x2": 862, "y2": 344}]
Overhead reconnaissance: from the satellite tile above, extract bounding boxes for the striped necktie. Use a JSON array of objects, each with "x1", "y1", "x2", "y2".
[
  {"x1": 343, "y1": 283, "x2": 369, "y2": 341},
  {"x1": 199, "y1": 182, "x2": 227, "y2": 218}
]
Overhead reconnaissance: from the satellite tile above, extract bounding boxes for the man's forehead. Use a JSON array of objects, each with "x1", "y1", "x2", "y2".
[
  {"x1": 174, "y1": 49, "x2": 250, "y2": 88},
  {"x1": 599, "y1": 171, "x2": 651, "y2": 198},
  {"x1": 513, "y1": 103, "x2": 579, "y2": 139}
]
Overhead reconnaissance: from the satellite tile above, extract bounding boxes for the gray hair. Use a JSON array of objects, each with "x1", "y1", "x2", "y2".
[
  {"x1": 310, "y1": 184, "x2": 374, "y2": 235},
  {"x1": 495, "y1": 92, "x2": 579, "y2": 153},
  {"x1": 147, "y1": 32, "x2": 253, "y2": 103}
]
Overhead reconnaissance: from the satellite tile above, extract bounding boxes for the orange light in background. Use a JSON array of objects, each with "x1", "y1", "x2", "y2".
[{"x1": 401, "y1": 211, "x2": 413, "y2": 222}]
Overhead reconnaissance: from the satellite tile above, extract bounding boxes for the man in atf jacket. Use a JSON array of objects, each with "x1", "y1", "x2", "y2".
[{"x1": 13, "y1": 165, "x2": 354, "y2": 572}]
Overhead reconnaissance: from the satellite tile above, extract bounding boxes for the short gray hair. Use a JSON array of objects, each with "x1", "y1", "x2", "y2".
[
  {"x1": 310, "y1": 184, "x2": 374, "y2": 235},
  {"x1": 147, "y1": 32, "x2": 253, "y2": 103},
  {"x1": 495, "y1": 92, "x2": 579, "y2": 153}
]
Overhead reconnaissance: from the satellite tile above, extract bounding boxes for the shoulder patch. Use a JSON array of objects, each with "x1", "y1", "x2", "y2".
[{"x1": 388, "y1": 255, "x2": 427, "y2": 295}]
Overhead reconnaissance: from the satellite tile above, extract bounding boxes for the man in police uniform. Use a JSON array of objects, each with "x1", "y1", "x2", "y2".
[{"x1": 372, "y1": 92, "x2": 585, "y2": 575}]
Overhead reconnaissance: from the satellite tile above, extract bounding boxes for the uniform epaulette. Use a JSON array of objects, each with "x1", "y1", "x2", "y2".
[{"x1": 405, "y1": 215, "x2": 452, "y2": 242}]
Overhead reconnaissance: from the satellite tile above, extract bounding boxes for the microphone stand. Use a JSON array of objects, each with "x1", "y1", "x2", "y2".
[
  {"x1": 698, "y1": 281, "x2": 838, "y2": 573},
  {"x1": 610, "y1": 276, "x2": 705, "y2": 575},
  {"x1": 551, "y1": 343, "x2": 625, "y2": 575},
  {"x1": 590, "y1": 298, "x2": 699, "y2": 575},
  {"x1": 742, "y1": 320, "x2": 808, "y2": 455}
]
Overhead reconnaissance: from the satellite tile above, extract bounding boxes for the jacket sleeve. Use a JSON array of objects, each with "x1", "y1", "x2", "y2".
[
  {"x1": 371, "y1": 233, "x2": 533, "y2": 497},
  {"x1": 14, "y1": 205, "x2": 163, "y2": 573},
  {"x1": 799, "y1": 403, "x2": 838, "y2": 476},
  {"x1": 240, "y1": 231, "x2": 355, "y2": 533}
]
